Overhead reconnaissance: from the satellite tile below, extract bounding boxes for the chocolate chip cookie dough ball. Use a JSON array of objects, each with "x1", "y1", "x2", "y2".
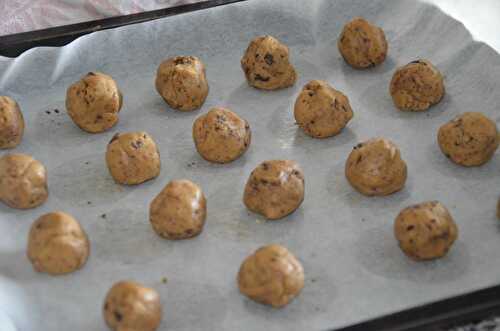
[
  {"x1": 150, "y1": 179, "x2": 206, "y2": 240},
  {"x1": 345, "y1": 138, "x2": 407, "y2": 196},
  {"x1": 338, "y1": 17, "x2": 388, "y2": 69},
  {"x1": 103, "y1": 281, "x2": 162, "y2": 331},
  {"x1": 0, "y1": 96, "x2": 24, "y2": 149},
  {"x1": 390, "y1": 60, "x2": 444, "y2": 111},
  {"x1": 241, "y1": 35, "x2": 297, "y2": 90},
  {"x1": 238, "y1": 244, "x2": 304, "y2": 308},
  {"x1": 106, "y1": 132, "x2": 161, "y2": 185},
  {"x1": 155, "y1": 56, "x2": 209, "y2": 111},
  {"x1": 66, "y1": 72, "x2": 123, "y2": 133},
  {"x1": 294, "y1": 80, "x2": 353, "y2": 138},
  {"x1": 0, "y1": 154, "x2": 48, "y2": 209},
  {"x1": 437, "y1": 112, "x2": 498, "y2": 166},
  {"x1": 193, "y1": 107, "x2": 251, "y2": 163},
  {"x1": 243, "y1": 160, "x2": 304, "y2": 220},
  {"x1": 394, "y1": 201, "x2": 458, "y2": 260},
  {"x1": 27, "y1": 211, "x2": 89, "y2": 275}
]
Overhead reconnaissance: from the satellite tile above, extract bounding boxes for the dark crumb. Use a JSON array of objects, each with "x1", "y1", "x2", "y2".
[
  {"x1": 87, "y1": 201, "x2": 92, "y2": 205},
  {"x1": 161, "y1": 277, "x2": 168, "y2": 284},
  {"x1": 54, "y1": 109, "x2": 60, "y2": 114},
  {"x1": 310, "y1": 278, "x2": 317, "y2": 283},
  {"x1": 187, "y1": 161, "x2": 196, "y2": 168},
  {"x1": 45, "y1": 110, "x2": 51, "y2": 114},
  {"x1": 85, "y1": 161, "x2": 90, "y2": 165},
  {"x1": 361, "y1": 218, "x2": 366, "y2": 222},
  {"x1": 101, "y1": 214, "x2": 106, "y2": 219}
]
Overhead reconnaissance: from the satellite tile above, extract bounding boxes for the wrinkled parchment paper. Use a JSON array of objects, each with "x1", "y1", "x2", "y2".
[{"x1": 1, "y1": 0, "x2": 500, "y2": 330}]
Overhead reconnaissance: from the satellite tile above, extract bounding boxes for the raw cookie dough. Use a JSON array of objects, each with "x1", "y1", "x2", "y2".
[
  {"x1": 192, "y1": 107, "x2": 251, "y2": 163},
  {"x1": 106, "y1": 132, "x2": 161, "y2": 185},
  {"x1": 294, "y1": 80, "x2": 353, "y2": 138},
  {"x1": 155, "y1": 56, "x2": 209, "y2": 111},
  {"x1": 27, "y1": 211, "x2": 89, "y2": 275},
  {"x1": 150, "y1": 179, "x2": 207, "y2": 239},
  {"x1": 103, "y1": 281, "x2": 162, "y2": 331},
  {"x1": 66, "y1": 72, "x2": 123, "y2": 133},
  {"x1": 238, "y1": 244, "x2": 304, "y2": 308},
  {"x1": 243, "y1": 160, "x2": 304, "y2": 220},
  {"x1": 390, "y1": 59, "x2": 445, "y2": 111},
  {"x1": 338, "y1": 17, "x2": 388, "y2": 69},
  {"x1": 437, "y1": 112, "x2": 498, "y2": 166},
  {"x1": 394, "y1": 201, "x2": 458, "y2": 260},
  {"x1": 241, "y1": 35, "x2": 297, "y2": 90},
  {"x1": 345, "y1": 138, "x2": 407, "y2": 196},
  {"x1": 0, "y1": 96, "x2": 24, "y2": 148},
  {"x1": 0, "y1": 153, "x2": 48, "y2": 209}
]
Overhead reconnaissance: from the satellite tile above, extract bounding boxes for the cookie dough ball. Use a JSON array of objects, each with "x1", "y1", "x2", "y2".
[
  {"x1": 390, "y1": 60, "x2": 444, "y2": 111},
  {"x1": 243, "y1": 160, "x2": 304, "y2": 220},
  {"x1": 150, "y1": 179, "x2": 206, "y2": 240},
  {"x1": 241, "y1": 35, "x2": 297, "y2": 90},
  {"x1": 103, "y1": 281, "x2": 162, "y2": 331},
  {"x1": 294, "y1": 80, "x2": 353, "y2": 138},
  {"x1": 66, "y1": 72, "x2": 122, "y2": 133},
  {"x1": 106, "y1": 132, "x2": 161, "y2": 185},
  {"x1": 193, "y1": 107, "x2": 251, "y2": 163},
  {"x1": 0, "y1": 96, "x2": 24, "y2": 149},
  {"x1": 0, "y1": 154, "x2": 48, "y2": 209},
  {"x1": 27, "y1": 211, "x2": 89, "y2": 275},
  {"x1": 338, "y1": 17, "x2": 388, "y2": 69},
  {"x1": 345, "y1": 138, "x2": 407, "y2": 196},
  {"x1": 155, "y1": 56, "x2": 209, "y2": 111},
  {"x1": 437, "y1": 112, "x2": 498, "y2": 166},
  {"x1": 394, "y1": 201, "x2": 458, "y2": 260},
  {"x1": 238, "y1": 244, "x2": 304, "y2": 308}
]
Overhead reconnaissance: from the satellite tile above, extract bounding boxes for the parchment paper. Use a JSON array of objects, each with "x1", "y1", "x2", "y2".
[{"x1": 1, "y1": 0, "x2": 500, "y2": 330}]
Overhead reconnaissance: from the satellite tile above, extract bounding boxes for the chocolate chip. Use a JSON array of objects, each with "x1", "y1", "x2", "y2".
[
  {"x1": 353, "y1": 143, "x2": 363, "y2": 149},
  {"x1": 262, "y1": 162, "x2": 269, "y2": 170},
  {"x1": 114, "y1": 311, "x2": 123, "y2": 322},
  {"x1": 406, "y1": 225, "x2": 415, "y2": 231},
  {"x1": 109, "y1": 133, "x2": 120, "y2": 144},
  {"x1": 131, "y1": 140, "x2": 143, "y2": 149},
  {"x1": 254, "y1": 74, "x2": 270, "y2": 82},
  {"x1": 174, "y1": 57, "x2": 191, "y2": 65},
  {"x1": 87, "y1": 72, "x2": 96, "y2": 76},
  {"x1": 264, "y1": 53, "x2": 274, "y2": 65}
]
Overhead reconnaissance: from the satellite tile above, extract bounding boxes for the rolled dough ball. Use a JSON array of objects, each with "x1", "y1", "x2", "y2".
[
  {"x1": 238, "y1": 244, "x2": 304, "y2": 308},
  {"x1": 241, "y1": 35, "x2": 297, "y2": 90},
  {"x1": 0, "y1": 96, "x2": 24, "y2": 149},
  {"x1": 390, "y1": 60, "x2": 444, "y2": 111},
  {"x1": 27, "y1": 211, "x2": 89, "y2": 275},
  {"x1": 0, "y1": 153, "x2": 48, "y2": 209},
  {"x1": 243, "y1": 160, "x2": 304, "y2": 220},
  {"x1": 294, "y1": 80, "x2": 353, "y2": 138},
  {"x1": 155, "y1": 56, "x2": 209, "y2": 111},
  {"x1": 394, "y1": 201, "x2": 458, "y2": 260},
  {"x1": 66, "y1": 72, "x2": 123, "y2": 133},
  {"x1": 338, "y1": 17, "x2": 388, "y2": 69},
  {"x1": 192, "y1": 107, "x2": 251, "y2": 163},
  {"x1": 437, "y1": 112, "x2": 498, "y2": 166},
  {"x1": 106, "y1": 132, "x2": 161, "y2": 185},
  {"x1": 103, "y1": 281, "x2": 162, "y2": 331},
  {"x1": 150, "y1": 179, "x2": 206, "y2": 239},
  {"x1": 345, "y1": 138, "x2": 407, "y2": 196}
]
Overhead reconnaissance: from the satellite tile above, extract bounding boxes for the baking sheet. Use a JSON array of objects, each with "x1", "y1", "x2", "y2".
[{"x1": 1, "y1": 0, "x2": 500, "y2": 330}]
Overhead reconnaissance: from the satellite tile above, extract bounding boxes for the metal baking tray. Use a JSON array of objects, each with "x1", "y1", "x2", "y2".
[{"x1": 1, "y1": 0, "x2": 500, "y2": 330}]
